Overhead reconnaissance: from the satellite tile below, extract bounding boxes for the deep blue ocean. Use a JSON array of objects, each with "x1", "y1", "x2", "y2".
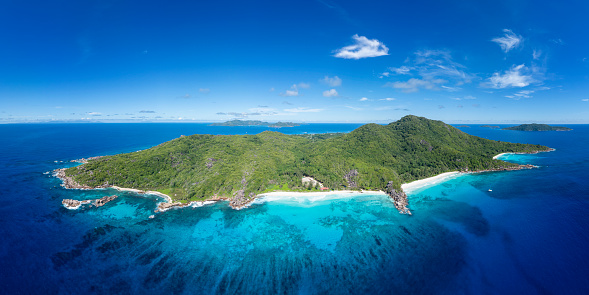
[{"x1": 1, "y1": 123, "x2": 588, "y2": 294}]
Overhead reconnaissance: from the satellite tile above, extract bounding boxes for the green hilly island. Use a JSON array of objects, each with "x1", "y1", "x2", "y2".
[
  {"x1": 503, "y1": 123, "x2": 572, "y2": 131},
  {"x1": 61, "y1": 116, "x2": 550, "y2": 212}
]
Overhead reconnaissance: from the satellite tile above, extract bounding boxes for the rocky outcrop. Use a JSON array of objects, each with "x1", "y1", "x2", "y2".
[
  {"x1": 344, "y1": 169, "x2": 359, "y2": 188},
  {"x1": 62, "y1": 195, "x2": 118, "y2": 210},
  {"x1": 301, "y1": 176, "x2": 323, "y2": 188},
  {"x1": 70, "y1": 156, "x2": 104, "y2": 164},
  {"x1": 62, "y1": 199, "x2": 83, "y2": 209},
  {"x1": 466, "y1": 164, "x2": 537, "y2": 173},
  {"x1": 155, "y1": 201, "x2": 190, "y2": 212},
  {"x1": 54, "y1": 168, "x2": 109, "y2": 189},
  {"x1": 94, "y1": 195, "x2": 118, "y2": 207},
  {"x1": 385, "y1": 181, "x2": 411, "y2": 215}
]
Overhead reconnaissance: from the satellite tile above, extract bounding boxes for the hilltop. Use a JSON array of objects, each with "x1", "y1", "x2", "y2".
[
  {"x1": 503, "y1": 123, "x2": 572, "y2": 131},
  {"x1": 58, "y1": 115, "x2": 550, "y2": 214}
]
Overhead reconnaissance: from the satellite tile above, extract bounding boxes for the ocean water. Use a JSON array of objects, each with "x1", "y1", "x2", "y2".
[{"x1": 1, "y1": 123, "x2": 588, "y2": 294}]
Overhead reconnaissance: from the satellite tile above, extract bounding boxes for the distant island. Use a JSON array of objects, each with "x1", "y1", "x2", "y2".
[
  {"x1": 481, "y1": 125, "x2": 500, "y2": 129},
  {"x1": 456, "y1": 125, "x2": 470, "y2": 128},
  {"x1": 56, "y1": 115, "x2": 551, "y2": 215},
  {"x1": 503, "y1": 123, "x2": 572, "y2": 131},
  {"x1": 210, "y1": 120, "x2": 300, "y2": 128}
]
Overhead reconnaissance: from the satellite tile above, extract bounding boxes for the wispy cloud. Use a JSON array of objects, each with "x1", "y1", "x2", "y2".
[
  {"x1": 389, "y1": 66, "x2": 411, "y2": 75},
  {"x1": 345, "y1": 106, "x2": 363, "y2": 111},
  {"x1": 323, "y1": 89, "x2": 339, "y2": 97},
  {"x1": 505, "y1": 90, "x2": 534, "y2": 100},
  {"x1": 484, "y1": 64, "x2": 536, "y2": 88},
  {"x1": 384, "y1": 50, "x2": 472, "y2": 92},
  {"x1": 139, "y1": 110, "x2": 156, "y2": 113},
  {"x1": 582, "y1": 99, "x2": 589, "y2": 102},
  {"x1": 284, "y1": 107, "x2": 323, "y2": 113},
  {"x1": 297, "y1": 82, "x2": 310, "y2": 89},
  {"x1": 321, "y1": 76, "x2": 342, "y2": 87},
  {"x1": 492, "y1": 29, "x2": 522, "y2": 53},
  {"x1": 533, "y1": 49, "x2": 542, "y2": 60},
  {"x1": 199, "y1": 88, "x2": 210, "y2": 93},
  {"x1": 87, "y1": 112, "x2": 101, "y2": 116},
  {"x1": 551, "y1": 38, "x2": 564, "y2": 45},
  {"x1": 359, "y1": 97, "x2": 370, "y2": 101},
  {"x1": 379, "y1": 97, "x2": 395, "y2": 101},
  {"x1": 333, "y1": 34, "x2": 389, "y2": 59},
  {"x1": 385, "y1": 78, "x2": 445, "y2": 93},
  {"x1": 451, "y1": 95, "x2": 476, "y2": 101}
]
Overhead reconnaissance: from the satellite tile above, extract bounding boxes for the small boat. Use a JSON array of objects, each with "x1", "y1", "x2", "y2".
[{"x1": 488, "y1": 189, "x2": 492, "y2": 192}]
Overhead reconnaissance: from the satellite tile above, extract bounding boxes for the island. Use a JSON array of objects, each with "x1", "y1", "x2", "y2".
[
  {"x1": 56, "y1": 115, "x2": 551, "y2": 214},
  {"x1": 503, "y1": 123, "x2": 572, "y2": 131},
  {"x1": 210, "y1": 120, "x2": 300, "y2": 128},
  {"x1": 481, "y1": 125, "x2": 500, "y2": 129}
]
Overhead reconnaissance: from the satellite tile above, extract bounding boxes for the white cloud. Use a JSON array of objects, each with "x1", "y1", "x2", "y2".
[
  {"x1": 87, "y1": 112, "x2": 101, "y2": 116},
  {"x1": 385, "y1": 78, "x2": 445, "y2": 93},
  {"x1": 533, "y1": 49, "x2": 542, "y2": 60},
  {"x1": 297, "y1": 82, "x2": 310, "y2": 89},
  {"x1": 269, "y1": 87, "x2": 275, "y2": 92},
  {"x1": 582, "y1": 99, "x2": 589, "y2": 102},
  {"x1": 280, "y1": 83, "x2": 310, "y2": 96},
  {"x1": 284, "y1": 107, "x2": 323, "y2": 113},
  {"x1": 379, "y1": 72, "x2": 390, "y2": 78},
  {"x1": 359, "y1": 97, "x2": 370, "y2": 101},
  {"x1": 334, "y1": 34, "x2": 389, "y2": 59},
  {"x1": 321, "y1": 76, "x2": 342, "y2": 87},
  {"x1": 453, "y1": 95, "x2": 477, "y2": 100},
  {"x1": 345, "y1": 106, "x2": 364, "y2": 111},
  {"x1": 379, "y1": 97, "x2": 395, "y2": 101},
  {"x1": 281, "y1": 84, "x2": 300, "y2": 96},
  {"x1": 199, "y1": 88, "x2": 210, "y2": 93},
  {"x1": 323, "y1": 89, "x2": 339, "y2": 97},
  {"x1": 283, "y1": 89, "x2": 299, "y2": 96},
  {"x1": 485, "y1": 64, "x2": 535, "y2": 88},
  {"x1": 492, "y1": 29, "x2": 523, "y2": 53},
  {"x1": 441, "y1": 85, "x2": 462, "y2": 92},
  {"x1": 389, "y1": 66, "x2": 411, "y2": 75}
]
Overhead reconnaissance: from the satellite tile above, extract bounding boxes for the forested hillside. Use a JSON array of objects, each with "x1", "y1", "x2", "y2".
[{"x1": 63, "y1": 116, "x2": 549, "y2": 205}]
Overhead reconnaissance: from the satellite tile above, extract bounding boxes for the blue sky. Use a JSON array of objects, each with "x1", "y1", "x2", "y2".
[{"x1": 1, "y1": 0, "x2": 588, "y2": 123}]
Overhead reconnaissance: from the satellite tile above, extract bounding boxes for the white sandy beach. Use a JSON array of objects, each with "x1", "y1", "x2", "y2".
[
  {"x1": 256, "y1": 190, "x2": 386, "y2": 203},
  {"x1": 493, "y1": 153, "x2": 509, "y2": 159},
  {"x1": 401, "y1": 171, "x2": 461, "y2": 193},
  {"x1": 111, "y1": 186, "x2": 172, "y2": 203}
]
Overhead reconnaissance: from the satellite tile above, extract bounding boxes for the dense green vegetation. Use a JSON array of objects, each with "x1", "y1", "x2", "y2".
[
  {"x1": 503, "y1": 123, "x2": 572, "y2": 131},
  {"x1": 65, "y1": 115, "x2": 550, "y2": 202},
  {"x1": 209, "y1": 120, "x2": 300, "y2": 127}
]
